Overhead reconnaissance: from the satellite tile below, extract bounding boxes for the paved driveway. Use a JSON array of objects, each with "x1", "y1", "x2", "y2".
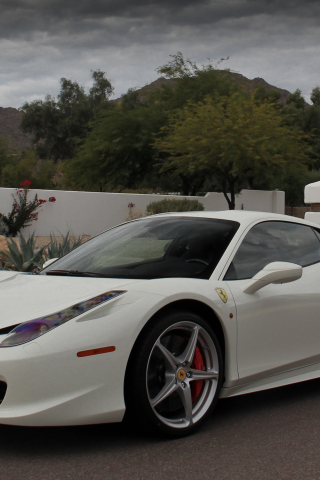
[{"x1": 1, "y1": 378, "x2": 320, "y2": 480}]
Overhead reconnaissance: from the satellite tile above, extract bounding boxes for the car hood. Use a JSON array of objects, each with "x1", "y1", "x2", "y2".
[{"x1": 0, "y1": 272, "x2": 142, "y2": 328}]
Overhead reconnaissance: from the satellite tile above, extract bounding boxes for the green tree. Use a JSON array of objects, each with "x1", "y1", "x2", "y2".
[
  {"x1": 89, "y1": 69, "x2": 114, "y2": 106},
  {"x1": 63, "y1": 103, "x2": 169, "y2": 191},
  {"x1": 253, "y1": 85, "x2": 281, "y2": 105},
  {"x1": 65, "y1": 54, "x2": 239, "y2": 193},
  {"x1": 1, "y1": 150, "x2": 56, "y2": 189},
  {"x1": 310, "y1": 86, "x2": 320, "y2": 106},
  {"x1": 285, "y1": 88, "x2": 305, "y2": 109},
  {"x1": 0, "y1": 136, "x2": 13, "y2": 178},
  {"x1": 120, "y1": 88, "x2": 145, "y2": 111},
  {"x1": 149, "y1": 52, "x2": 238, "y2": 110},
  {"x1": 20, "y1": 70, "x2": 114, "y2": 162},
  {"x1": 281, "y1": 86, "x2": 320, "y2": 169},
  {"x1": 154, "y1": 93, "x2": 311, "y2": 209}
]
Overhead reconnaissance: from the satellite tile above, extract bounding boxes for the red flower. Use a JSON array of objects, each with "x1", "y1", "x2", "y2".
[
  {"x1": 20, "y1": 180, "x2": 32, "y2": 188},
  {"x1": 48, "y1": 197, "x2": 56, "y2": 203},
  {"x1": 38, "y1": 199, "x2": 47, "y2": 204}
]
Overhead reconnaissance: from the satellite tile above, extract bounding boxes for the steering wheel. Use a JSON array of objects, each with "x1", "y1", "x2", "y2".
[{"x1": 186, "y1": 258, "x2": 209, "y2": 266}]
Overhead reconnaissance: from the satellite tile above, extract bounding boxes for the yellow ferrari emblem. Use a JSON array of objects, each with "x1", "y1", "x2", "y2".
[
  {"x1": 177, "y1": 368, "x2": 186, "y2": 381},
  {"x1": 215, "y1": 288, "x2": 228, "y2": 304}
]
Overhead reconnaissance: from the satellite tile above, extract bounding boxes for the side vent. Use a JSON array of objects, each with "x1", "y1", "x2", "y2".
[{"x1": 0, "y1": 382, "x2": 7, "y2": 404}]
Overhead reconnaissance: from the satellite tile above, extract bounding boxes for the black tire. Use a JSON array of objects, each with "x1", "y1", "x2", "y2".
[{"x1": 124, "y1": 310, "x2": 223, "y2": 438}]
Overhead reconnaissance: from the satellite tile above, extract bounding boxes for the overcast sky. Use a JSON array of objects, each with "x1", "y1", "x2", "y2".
[{"x1": 0, "y1": 0, "x2": 319, "y2": 108}]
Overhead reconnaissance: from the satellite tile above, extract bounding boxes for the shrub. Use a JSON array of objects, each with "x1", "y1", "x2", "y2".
[
  {"x1": 0, "y1": 180, "x2": 55, "y2": 237},
  {"x1": 146, "y1": 198, "x2": 204, "y2": 215}
]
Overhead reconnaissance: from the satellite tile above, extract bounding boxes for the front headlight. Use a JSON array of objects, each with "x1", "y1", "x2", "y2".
[{"x1": 0, "y1": 290, "x2": 126, "y2": 347}]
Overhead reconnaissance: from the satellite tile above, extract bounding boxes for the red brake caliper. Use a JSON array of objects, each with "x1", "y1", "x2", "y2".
[{"x1": 190, "y1": 346, "x2": 205, "y2": 402}]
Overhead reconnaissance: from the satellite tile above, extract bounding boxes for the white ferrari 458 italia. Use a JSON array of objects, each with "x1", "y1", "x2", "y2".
[{"x1": 0, "y1": 210, "x2": 320, "y2": 437}]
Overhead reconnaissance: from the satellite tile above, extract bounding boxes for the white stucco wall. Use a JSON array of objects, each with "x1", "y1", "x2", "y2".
[{"x1": 0, "y1": 188, "x2": 285, "y2": 237}]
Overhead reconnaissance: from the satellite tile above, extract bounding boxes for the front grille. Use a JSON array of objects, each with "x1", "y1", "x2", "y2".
[{"x1": 0, "y1": 382, "x2": 7, "y2": 404}]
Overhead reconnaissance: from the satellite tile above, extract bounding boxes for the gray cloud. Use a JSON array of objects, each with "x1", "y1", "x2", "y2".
[
  {"x1": 0, "y1": 0, "x2": 320, "y2": 108},
  {"x1": 1, "y1": 0, "x2": 320, "y2": 37}
]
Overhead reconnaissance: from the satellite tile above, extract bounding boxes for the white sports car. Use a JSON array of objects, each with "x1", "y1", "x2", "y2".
[{"x1": 0, "y1": 210, "x2": 319, "y2": 437}]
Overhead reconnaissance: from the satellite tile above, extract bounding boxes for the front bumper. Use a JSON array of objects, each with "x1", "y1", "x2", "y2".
[{"x1": 0, "y1": 292, "x2": 163, "y2": 426}]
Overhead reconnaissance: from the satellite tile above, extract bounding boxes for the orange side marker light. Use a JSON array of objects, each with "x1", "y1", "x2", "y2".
[{"x1": 77, "y1": 346, "x2": 116, "y2": 357}]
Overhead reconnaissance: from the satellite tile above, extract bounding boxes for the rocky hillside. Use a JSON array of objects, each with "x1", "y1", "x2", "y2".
[
  {"x1": 112, "y1": 73, "x2": 292, "y2": 105},
  {"x1": 0, "y1": 73, "x2": 293, "y2": 150},
  {"x1": 0, "y1": 107, "x2": 32, "y2": 150},
  {"x1": 227, "y1": 72, "x2": 292, "y2": 105}
]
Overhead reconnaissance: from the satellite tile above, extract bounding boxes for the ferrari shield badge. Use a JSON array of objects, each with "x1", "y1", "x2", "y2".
[
  {"x1": 215, "y1": 288, "x2": 228, "y2": 304},
  {"x1": 177, "y1": 368, "x2": 186, "y2": 381}
]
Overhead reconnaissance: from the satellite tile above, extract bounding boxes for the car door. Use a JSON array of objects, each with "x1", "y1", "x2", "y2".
[{"x1": 224, "y1": 220, "x2": 320, "y2": 384}]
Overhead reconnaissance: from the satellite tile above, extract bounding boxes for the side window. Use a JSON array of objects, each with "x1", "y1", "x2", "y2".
[{"x1": 224, "y1": 221, "x2": 320, "y2": 280}]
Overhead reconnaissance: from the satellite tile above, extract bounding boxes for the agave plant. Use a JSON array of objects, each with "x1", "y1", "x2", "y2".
[
  {"x1": 44, "y1": 232, "x2": 83, "y2": 260},
  {"x1": 0, "y1": 232, "x2": 48, "y2": 272}
]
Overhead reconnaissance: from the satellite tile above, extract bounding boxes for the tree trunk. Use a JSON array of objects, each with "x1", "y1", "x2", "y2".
[
  {"x1": 179, "y1": 174, "x2": 192, "y2": 196},
  {"x1": 221, "y1": 175, "x2": 236, "y2": 210}
]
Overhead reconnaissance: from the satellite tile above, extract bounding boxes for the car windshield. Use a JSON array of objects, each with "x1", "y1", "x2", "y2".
[{"x1": 42, "y1": 217, "x2": 239, "y2": 280}]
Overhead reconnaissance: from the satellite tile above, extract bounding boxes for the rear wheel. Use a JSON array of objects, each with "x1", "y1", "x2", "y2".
[{"x1": 125, "y1": 310, "x2": 223, "y2": 437}]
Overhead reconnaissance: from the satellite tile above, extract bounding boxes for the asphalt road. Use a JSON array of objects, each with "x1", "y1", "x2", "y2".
[{"x1": 2, "y1": 379, "x2": 320, "y2": 480}]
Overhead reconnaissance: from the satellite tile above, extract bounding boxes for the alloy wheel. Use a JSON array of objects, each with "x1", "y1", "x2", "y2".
[{"x1": 146, "y1": 320, "x2": 219, "y2": 429}]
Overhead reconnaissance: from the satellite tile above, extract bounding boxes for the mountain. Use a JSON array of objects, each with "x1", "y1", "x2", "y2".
[
  {"x1": 0, "y1": 74, "x2": 293, "y2": 150},
  {"x1": 112, "y1": 73, "x2": 293, "y2": 105},
  {"x1": 0, "y1": 107, "x2": 32, "y2": 150}
]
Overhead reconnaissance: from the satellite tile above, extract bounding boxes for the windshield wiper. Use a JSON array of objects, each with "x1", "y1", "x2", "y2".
[{"x1": 45, "y1": 270, "x2": 102, "y2": 277}]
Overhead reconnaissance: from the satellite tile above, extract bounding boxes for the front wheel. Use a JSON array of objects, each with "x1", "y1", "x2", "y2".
[{"x1": 125, "y1": 311, "x2": 223, "y2": 437}]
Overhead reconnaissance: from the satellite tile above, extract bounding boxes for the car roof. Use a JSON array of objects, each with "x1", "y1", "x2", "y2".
[
  {"x1": 147, "y1": 210, "x2": 320, "y2": 229},
  {"x1": 150, "y1": 210, "x2": 296, "y2": 223}
]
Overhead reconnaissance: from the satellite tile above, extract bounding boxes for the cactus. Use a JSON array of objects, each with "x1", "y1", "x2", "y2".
[
  {"x1": 44, "y1": 232, "x2": 83, "y2": 260},
  {"x1": 0, "y1": 232, "x2": 47, "y2": 272}
]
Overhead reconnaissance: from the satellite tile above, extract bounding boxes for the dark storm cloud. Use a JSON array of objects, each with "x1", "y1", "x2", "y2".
[
  {"x1": 1, "y1": 0, "x2": 320, "y2": 40},
  {"x1": 1, "y1": 0, "x2": 320, "y2": 107}
]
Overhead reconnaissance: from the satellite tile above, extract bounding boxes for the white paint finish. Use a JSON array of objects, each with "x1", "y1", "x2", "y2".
[
  {"x1": 242, "y1": 262, "x2": 302, "y2": 294},
  {"x1": 0, "y1": 188, "x2": 284, "y2": 236},
  {"x1": 1, "y1": 210, "x2": 320, "y2": 428},
  {"x1": 227, "y1": 262, "x2": 320, "y2": 383},
  {"x1": 305, "y1": 180, "x2": 320, "y2": 204},
  {"x1": 126, "y1": 277, "x2": 239, "y2": 387},
  {"x1": 220, "y1": 361, "x2": 320, "y2": 399},
  {"x1": 23, "y1": 343, "x2": 42, "y2": 355},
  {"x1": 0, "y1": 292, "x2": 164, "y2": 425},
  {"x1": 0, "y1": 272, "x2": 142, "y2": 328},
  {"x1": 0, "y1": 274, "x2": 238, "y2": 425}
]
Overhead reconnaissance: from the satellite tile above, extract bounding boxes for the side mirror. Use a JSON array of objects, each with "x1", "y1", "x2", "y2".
[
  {"x1": 42, "y1": 258, "x2": 59, "y2": 270},
  {"x1": 243, "y1": 262, "x2": 302, "y2": 295}
]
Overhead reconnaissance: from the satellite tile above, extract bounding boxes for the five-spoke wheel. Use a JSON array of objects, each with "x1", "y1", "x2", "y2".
[{"x1": 125, "y1": 311, "x2": 222, "y2": 437}]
